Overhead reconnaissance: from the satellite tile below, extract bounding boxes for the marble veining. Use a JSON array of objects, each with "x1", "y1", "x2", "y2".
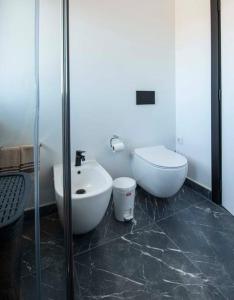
[{"x1": 20, "y1": 185, "x2": 234, "y2": 299}]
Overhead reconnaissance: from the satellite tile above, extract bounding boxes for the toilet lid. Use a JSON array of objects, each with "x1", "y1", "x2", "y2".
[
  {"x1": 134, "y1": 145, "x2": 187, "y2": 168},
  {"x1": 113, "y1": 177, "x2": 136, "y2": 192}
]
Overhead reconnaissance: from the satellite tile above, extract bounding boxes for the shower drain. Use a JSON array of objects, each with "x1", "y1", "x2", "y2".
[{"x1": 76, "y1": 189, "x2": 86, "y2": 195}]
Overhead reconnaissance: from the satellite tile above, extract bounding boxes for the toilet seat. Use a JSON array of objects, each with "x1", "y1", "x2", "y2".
[
  {"x1": 134, "y1": 145, "x2": 187, "y2": 169},
  {"x1": 132, "y1": 145, "x2": 188, "y2": 197}
]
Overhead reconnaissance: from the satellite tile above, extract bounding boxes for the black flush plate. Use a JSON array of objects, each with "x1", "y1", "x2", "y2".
[{"x1": 136, "y1": 91, "x2": 155, "y2": 105}]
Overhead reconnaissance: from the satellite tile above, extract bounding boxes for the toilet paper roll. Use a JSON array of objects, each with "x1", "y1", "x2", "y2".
[{"x1": 111, "y1": 140, "x2": 125, "y2": 152}]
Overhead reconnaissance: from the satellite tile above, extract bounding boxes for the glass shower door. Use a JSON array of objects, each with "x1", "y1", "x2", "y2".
[
  {"x1": 0, "y1": 0, "x2": 76, "y2": 298},
  {"x1": 0, "y1": 0, "x2": 38, "y2": 298}
]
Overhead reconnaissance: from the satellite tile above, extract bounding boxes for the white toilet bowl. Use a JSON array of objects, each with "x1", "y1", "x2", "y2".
[{"x1": 132, "y1": 145, "x2": 188, "y2": 198}]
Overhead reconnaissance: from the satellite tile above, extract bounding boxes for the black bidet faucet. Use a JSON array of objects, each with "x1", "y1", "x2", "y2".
[{"x1": 75, "y1": 150, "x2": 86, "y2": 167}]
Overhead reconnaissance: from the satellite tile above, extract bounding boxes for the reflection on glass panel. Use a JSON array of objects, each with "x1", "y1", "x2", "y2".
[
  {"x1": 0, "y1": 0, "x2": 67, "y2": 298},
  {"x1": 0, "y1": 0, "x2": 36, "y2": 299}
]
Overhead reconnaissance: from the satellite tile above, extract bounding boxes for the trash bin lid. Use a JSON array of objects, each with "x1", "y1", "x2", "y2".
[
  {"x1": 0, "y1": 173, "x2": 30, "y2": 228},
  {"x1": 113, "y1": 177, "x2": 136, "y2": 192}
]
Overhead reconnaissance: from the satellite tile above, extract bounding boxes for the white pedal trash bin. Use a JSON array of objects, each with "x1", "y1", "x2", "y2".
[{"x1": 113, "y1": 177, "x2": 136, "y2": 222}]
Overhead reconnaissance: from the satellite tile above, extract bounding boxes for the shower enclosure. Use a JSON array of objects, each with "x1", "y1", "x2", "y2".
[
  {"x1": 0, "y1": 0, "x2": 39, "y2": 298},
  {"x1": 0, "y1": 0, "x2": 74, "y2": 298}
]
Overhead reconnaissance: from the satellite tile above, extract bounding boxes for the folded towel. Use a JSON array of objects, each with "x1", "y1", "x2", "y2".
[
  {"x1": 20, "y1": 145, "x2": 34, "y2": 166},
  {"x1": 0, "y1": 144, "x2": 38, "y2": 173},
  {"x1": 0, "y1": 146, "x2": 20, "y2": 169},
  {"x1": 20, "y1": 164, "x2": 34, "y2": 173},
  {"x1": 0, "y1": 166, "x2": 20, "y2": 173},
  {"x1": 20, "y1": 163, "x2": 34, "y2": 169}
]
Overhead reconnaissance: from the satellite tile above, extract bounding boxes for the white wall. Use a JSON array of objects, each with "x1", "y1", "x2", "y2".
[
  {"x1": 39, "y1": 0, "x2": 212, "y2": 206},
  {"x1": 69, "y1": 0, "x2": 175, "y2": 179},
  {"x1": 0, "y1": 0, "x2": 35, "y2": 147},
  {"x1": 36, "y1": 0, "x2": 175, "y2": 204},
  {"x1": 38, "y1": 0, "x2": 176, "y2": 205},
  {"x1": 221, "y1": 0, "x2": 234, "y2": 215},
  {"x1": 175, "y1": 0, "x2": 211, "y2": 189},
  {"x1": 0, "y1": 1, "x2": 212, "y2": 207},
  {"x1": 0, "y1": 1, "x2": 35, "y2": 208}
]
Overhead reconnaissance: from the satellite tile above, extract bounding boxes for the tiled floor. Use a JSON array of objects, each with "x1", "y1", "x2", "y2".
[{"x1": 21, "y1": 185, "x2": 234, "y2": 299}]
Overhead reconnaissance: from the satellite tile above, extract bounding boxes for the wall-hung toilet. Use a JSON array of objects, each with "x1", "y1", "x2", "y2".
[{"x1": 132, "y1": 145, "x2": 188, "y2": 198}]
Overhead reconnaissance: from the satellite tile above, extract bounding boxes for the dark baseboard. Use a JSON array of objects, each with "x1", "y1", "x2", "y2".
[
  {"x1": 185, "y1": 178, "x2": 211, "y2": 199},
  {"x1": 24, "y1": 202, "x2": 57, "y2": 221}
]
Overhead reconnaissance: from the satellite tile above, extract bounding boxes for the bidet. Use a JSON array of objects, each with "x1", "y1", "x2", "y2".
[{"x1": 54, "y1": 160, "x2": 113, "y2": 234}]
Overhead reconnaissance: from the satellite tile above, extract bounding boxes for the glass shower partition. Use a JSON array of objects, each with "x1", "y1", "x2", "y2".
[
  {"x1": 0, "y1": 0, "x2": 39, "y2": 298},
  {"x1": 0, "y1": 0, "x2": 75, "y2": 299}
]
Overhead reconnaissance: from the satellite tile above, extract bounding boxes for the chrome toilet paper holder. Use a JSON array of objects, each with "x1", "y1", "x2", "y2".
[
  {"x1": 110, "y1": 135, "x2": 120, "y2": 148},
  {"x1": 110, "y1": 135, "x2": 125, "y2": 152}
]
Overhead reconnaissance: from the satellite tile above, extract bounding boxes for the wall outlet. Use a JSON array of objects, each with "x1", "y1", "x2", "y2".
[{"x1": 177, "y1": 137, "x2": 184, "y2": 145}]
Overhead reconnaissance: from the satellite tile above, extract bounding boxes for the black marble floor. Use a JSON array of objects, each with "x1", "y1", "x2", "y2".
[{"x1": 21, "y1": 185, "x2": 234, "y2": 299}]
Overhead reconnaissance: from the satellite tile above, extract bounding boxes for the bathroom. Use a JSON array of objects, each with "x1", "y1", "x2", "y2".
[{"x1": 0, "y1": 0, "x2": 234, "y2": 299}]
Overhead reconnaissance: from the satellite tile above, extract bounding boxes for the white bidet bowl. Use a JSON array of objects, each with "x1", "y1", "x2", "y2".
[{"x1": 53, "y1": 160, "x2": 113, "y2": 234}]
